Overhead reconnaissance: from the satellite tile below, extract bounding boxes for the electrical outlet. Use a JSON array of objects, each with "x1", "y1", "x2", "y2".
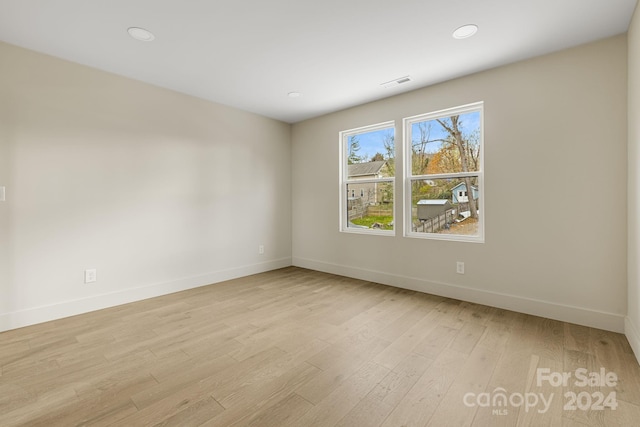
[
  {"x1": 259, "y1": 245, "x2": 264, "y2": 255},
  {"x1": 0, "y1": 186, "x2": 5, "y2": 202},
  {"x1": 84, "y1": 269, "x2": 97, "y2": 283},
  {"x1": 456, "y1": 262, "x2": 465, "y2": 274}
]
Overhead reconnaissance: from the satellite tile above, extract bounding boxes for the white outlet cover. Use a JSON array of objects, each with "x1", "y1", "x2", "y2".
[
  {"x1": 84, "y1": 269, "x2": 97, "y2": 283},
  {"x1": 0, "y1": 186, "x2": 5, "y2": 202}
]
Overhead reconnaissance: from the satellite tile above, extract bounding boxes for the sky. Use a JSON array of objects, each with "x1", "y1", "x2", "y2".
[
  {"x1": 350, "y1": 111, "x2": 480, "y2": 161},
  {"x1": 352, "y1": 127, "x2": 394, "y2": 161}
]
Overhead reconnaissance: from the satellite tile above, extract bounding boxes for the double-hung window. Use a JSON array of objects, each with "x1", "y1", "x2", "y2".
[
  {"x1": 340, "y1": 122, "x2": 395, "y2": 234},
  {"x1": 404, "y1": 102, "x2": 484, "y2": 242}
]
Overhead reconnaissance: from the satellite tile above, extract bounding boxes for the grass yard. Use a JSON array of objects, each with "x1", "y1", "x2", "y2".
[{"x1": 351, "y1": 215, "x2": 394, "y2": 229}]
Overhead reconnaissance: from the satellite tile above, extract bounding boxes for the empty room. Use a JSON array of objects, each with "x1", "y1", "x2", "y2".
[{"x1": 1, "y1": 0, "x2": 640, "y2": 426}]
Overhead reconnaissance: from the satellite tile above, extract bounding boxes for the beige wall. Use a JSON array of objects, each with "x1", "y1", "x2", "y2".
[
  {"x1": 292, "y1": 35, "x2": 628, "y2": 332},
  {"x1": 0, "y1": 42, "x2": 292, "y2": 330},
  {"x1": 627, "y1": 4, "x2": 640, "y2": 359},
  {"x1": 0, "y1": 29, "x2": 634, "y2": 341}
]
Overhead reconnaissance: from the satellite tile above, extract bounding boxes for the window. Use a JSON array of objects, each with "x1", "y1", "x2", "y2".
[
  {"x1": 340, "y1": 122, "x2": 395, "y2": 233},
  {"x1": 404, "y1": 102, "x2": 484, "y2": 242}
]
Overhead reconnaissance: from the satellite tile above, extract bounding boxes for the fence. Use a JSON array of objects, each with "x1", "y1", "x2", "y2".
[
  {"x1": 347, "y1": 204, "x2": 393, "y2": 221},
  {"x1": 365, "y1": 206, "x2": 393, "y2": 217},
  {"x1": 415, "y1": 210, "x2": 455, "y2": 233},
  {"x1": 348, "y1": 204, "x2": 367, "y2": 221}
]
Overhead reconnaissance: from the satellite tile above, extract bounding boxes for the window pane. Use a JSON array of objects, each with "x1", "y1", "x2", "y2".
[
  {"x1": 410, "y1": 177, "x2": 480, "y2": 237},
  {"x1": 346, "y1": 182, "x2": 393, "y2": 230},
  {"x1": 410, "y1": 111, "x2": 480, "y2": 176},
  {"x1": 347, "y1": 128, "x2": 395, "y2": 177}
]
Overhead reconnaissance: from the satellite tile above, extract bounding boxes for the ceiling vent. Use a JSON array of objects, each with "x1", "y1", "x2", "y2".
[{"x1": 381, "y1": 76, "x2": 412, "y2": 89}]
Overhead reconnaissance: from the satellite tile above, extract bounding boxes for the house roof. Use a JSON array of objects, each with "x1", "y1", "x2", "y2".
[
  {"x1": 347, "y1": 161, "x2": 386, "y2": 178},
  {"x1": 417, "y1": 199, "x2": 450, "y2": 205},
  {"x1": 451, "y1": 182, "x2": 479, "y2": 191}
]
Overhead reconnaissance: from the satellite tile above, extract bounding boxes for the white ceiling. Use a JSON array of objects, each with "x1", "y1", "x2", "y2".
[{"x1": 0, "y1": 0, "x2": 637, "y2": 123}]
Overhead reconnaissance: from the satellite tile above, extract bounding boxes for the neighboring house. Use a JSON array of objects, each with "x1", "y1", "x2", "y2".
[
  {"x1": 347, "y1": 161, "x2": 390, "y2": 205},
  {"x1": 451, "y1": 182, "x2": 479, "y2": 204},
  {"x1": 417, "y1": 199, "x2": 453, "y2": 221},
  {"x1": 347, "y1": 160, "x2": 388, "y2": 179}
]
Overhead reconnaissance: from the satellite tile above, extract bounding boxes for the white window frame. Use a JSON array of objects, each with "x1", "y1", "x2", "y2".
[
  {"x1": 339, "y1": 121, "x2": 395, "y2": 235},
  {"x1": 403, "y1": 102, "x2": 484, "y2": 243}
]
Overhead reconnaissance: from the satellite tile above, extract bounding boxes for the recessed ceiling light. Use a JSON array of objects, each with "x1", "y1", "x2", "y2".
[
  {"x1": 288, "y1": 92, "x2": 302, "y2": 98},
  {"x1": 452, "y1": 24, "x2": 478, "y2": 39},
  {"x1": 127, "y1": 27, "x2": 155, "y2": 42}
]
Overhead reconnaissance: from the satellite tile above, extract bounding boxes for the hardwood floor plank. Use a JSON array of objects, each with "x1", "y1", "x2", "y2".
[
  {"x1": 0, "y1": 382, "x2": 37, "y2": 415},
  {"x1": 456, "y1": 301, "x2": 497, "y2": 326},
  {"x1": 373, "y1": 308, "x2": 443, "y2": 370},
  {"x1": 199, "y1": 362, "x2": 320, "y2": 427},
  {"x1": 294, "y1": 360, "x2": 390, "y2": 427},
  {"x1": 131, "y1": 355, "x2": 237, "y2": 409},
  {"x1": 474, "y1": 317, "x2": 538, "y2": 426},
  {"x1": 562, "y1": 348, "x2": 605, "y2": 427},
  {"x1": 512, "y1": 356, "x2": 565, "y2": 427},
  {"x1": 376, "y1": 303, "x2": 434, "y2": 342},
  {"x1": 216, "y1": 340, "x2": 327, "y2": 409},
  {"x1": 475, "y1": 319, "x2": 512, "y2": 353},
  {"x1": 590, "y1": 328, "x2": 640, "y2": 406},
  {"x1": 111, "y1": 393, "x2": 224, "y2": 426},
  {"x1": 0, "y1": 340, "x2": 30, "y2": 366},
  {"x1": 0, "y1": 385, "x2": 79, "y2": 427},
  {"x1": 427, "y1": 345, "x2": 501, "y2": 426},
  {"x1": 335, "y1": 352, "x2": 433, "y2": 427},
  {"x1": 413, "y1": 323, "x2": 460, "y2": 359},
  {"x1": 152, "y1": 396, "x2": 225, "y2": 427},
  {"x1": 241, "y1": 392, "x2": 313, "y2": 427},
  {"x1": 564, "y1": 323, "x2": 592, "y2": 354},
  {"x1": 601, "y1": 399, "x2": 640, "y2": 426},
  {"x1": 381, "y1": 348, "x2": 468, "y2": 427},
  {"x1": 297, "y1": 336, "x2": 390, "y2": 405},
  {"x1": 532, "y1": 317, "x2": 565, "y2": 362},
  {"x1": 449, "y1": 321, "x2": 487, "y2": 355}
]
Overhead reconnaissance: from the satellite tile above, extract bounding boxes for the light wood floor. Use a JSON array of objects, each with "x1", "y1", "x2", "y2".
[{"x1": 1, "y1": 267, "x2": 639, "y2": 426}]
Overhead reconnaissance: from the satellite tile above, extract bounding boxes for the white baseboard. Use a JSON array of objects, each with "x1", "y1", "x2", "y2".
[
  {"x1": 625, "y1": 317, "x2": 640, "y2": 364},
  {"x1": 3, "y1": 256, "x2": 628, "y2": 339},
  {"x1": 0, "y1": 257, "x2": 292, "y2": 333},
  {"x1": 293, "y1": 257, "x2": 625, "y2": 333}
]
